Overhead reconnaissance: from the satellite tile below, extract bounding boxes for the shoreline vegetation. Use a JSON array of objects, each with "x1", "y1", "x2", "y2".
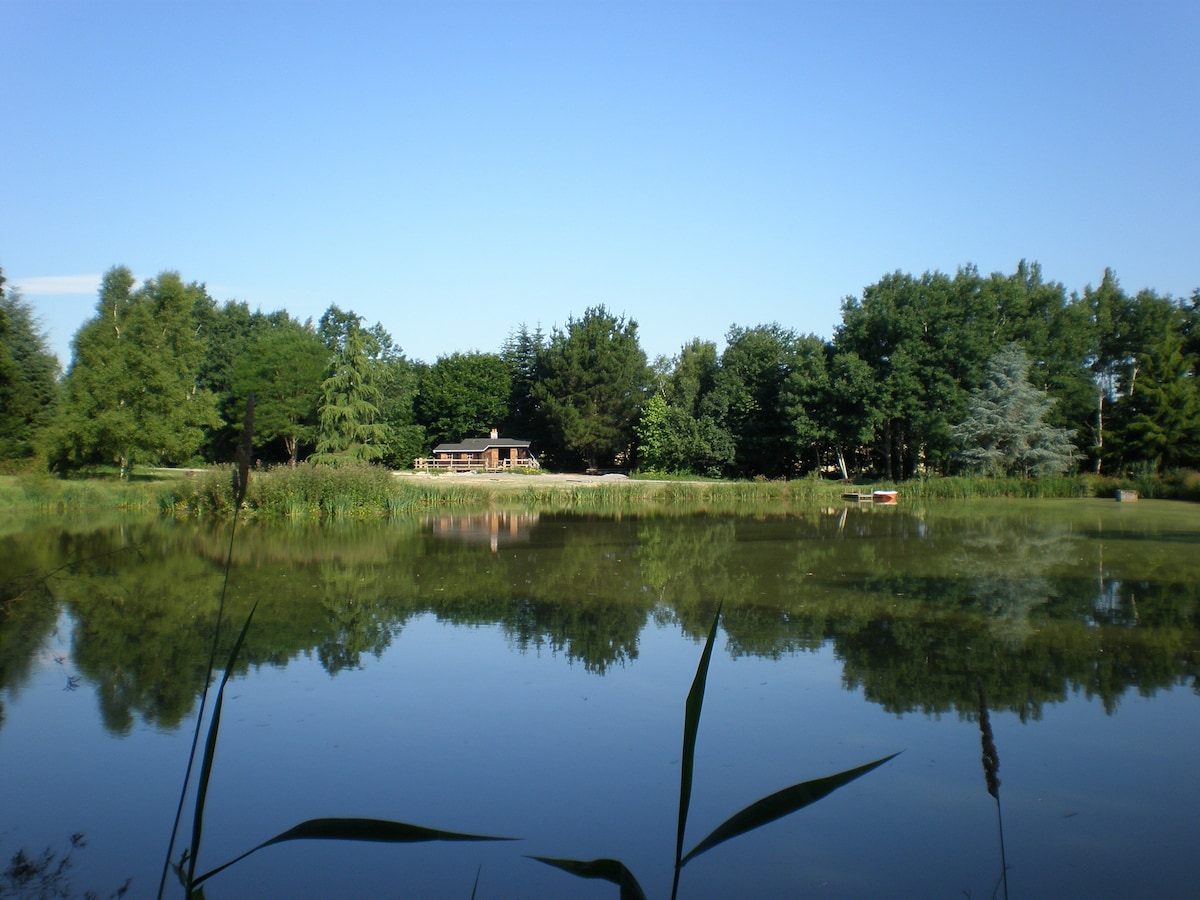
[
  {"x1": 2, "y1": 465, "x2": 1198, "y2": 519},
  {"x1": 6, "y1": 264, "x2": 1199, "y2": 495}
]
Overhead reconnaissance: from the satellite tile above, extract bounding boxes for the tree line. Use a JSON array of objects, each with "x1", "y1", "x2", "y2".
[{"x1": 1, "y1": 260, "x2": 1197, "y2": 479}]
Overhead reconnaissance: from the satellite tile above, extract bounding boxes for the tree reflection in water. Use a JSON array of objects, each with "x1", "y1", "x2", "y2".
[
  {"x1": 0, "y1": 500, "x2": 1197, "y2": 896},
  {"x1": 1, "y1": 501, "x2": 1196, "y2": 730}
]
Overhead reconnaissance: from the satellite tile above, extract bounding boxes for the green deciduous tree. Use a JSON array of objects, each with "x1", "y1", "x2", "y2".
[
  {"x1": 715, "y1": 325, "x2": 798, "y2": 479},
  {"x1": 712, "y1": 325, "x2": 834, "y2": 479},
  {"x1": 636, "y1": 339, "x2": 734, "y2": 477},
  {"x1": 834, "y1": 272, "x2": 963, "y2": 478},
  {"x1": 534, "y1": 306, "x2": 650, "y2": 470},
  {"x1": 831, "y1": 263, "x2": 1096, "y2": 479},
  {"x1": 634, "y1": 390, "x2": 674, "y2": 473},
  {"x1": 193, "y1": 299, "x2": 282, "y2": 462},
  {"x1": 825, "y1": 349, "x2": 883, "y2": 479},
  {"x1": 231, "y1": 316, "x2": 328, "y2": 465},
  {"x1": 953, "y1": 343, "x2": 1076, "y2": 477},
  {"x1": 0, "y1": 270, "x2": 60, "y2": 463},
  {"x1": 780, "y1": 333, "x2": 834, "y2": 475},
  {"x1": 49, "y1": 267, "x2": 221, "y2": 478},
  {"x1": 377, "y1": 356, "x2": 426, "y2": 469},
  {"x1": 416, "y1": 351, "x2": 512, "y2": 447}
]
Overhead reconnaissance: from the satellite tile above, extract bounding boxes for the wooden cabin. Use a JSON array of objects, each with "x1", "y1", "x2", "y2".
[{"x1": 416, "y1": 429, "x2": 539, "y2": 473}]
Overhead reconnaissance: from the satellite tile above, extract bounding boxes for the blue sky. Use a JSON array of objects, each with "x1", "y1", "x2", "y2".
[{"x1": 3, "y1": 0, "x2": 1197, "y2": 368}]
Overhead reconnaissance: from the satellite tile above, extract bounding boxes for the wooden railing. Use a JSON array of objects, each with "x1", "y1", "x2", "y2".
[{"x1": 412, "y1": 457, "x2": 540, "y2": 473}]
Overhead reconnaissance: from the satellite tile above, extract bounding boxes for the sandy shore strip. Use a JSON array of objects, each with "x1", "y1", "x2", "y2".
[{"x1": 393, "y1": 470, "x2": 641, "y2": 490}]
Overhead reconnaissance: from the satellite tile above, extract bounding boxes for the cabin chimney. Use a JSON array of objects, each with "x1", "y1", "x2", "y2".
[{"x1": 490, "y1": 428, "x2": 499, "y2": 439}]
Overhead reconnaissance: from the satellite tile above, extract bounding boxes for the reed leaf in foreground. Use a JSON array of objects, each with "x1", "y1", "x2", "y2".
[
  {"x1": 184, "y1": 601, "x2": 258, "y2": 891},
  {"x1": 166, "y1": 397, "x2": 518, "y2": 897},
  {"x1": 193, "y1": 818, "x2": 516, "y2": 889},
  {"x1": 671, "y1": 603, "x2": 721, "y2": 899},
  {"x1": 678, "y1": 752, "x2": 901, "y2": 866},
  {"x1": 160, "y1": 399, "x2": 256, "y2": 900},
  {"x1": 537, "y1": 603, "x2": 899, "y2": 899},
  {"x1": 175, "y1": 602, "x2": 517, "y2": 897},
  {"x1": 527, "y1": 857, "x2": 648, "y2": 900}
]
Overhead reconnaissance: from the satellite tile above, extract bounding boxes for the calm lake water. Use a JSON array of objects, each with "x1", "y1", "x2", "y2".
[{"x1": 1, "y1": 499, "x2": 1198, "y2": 899}]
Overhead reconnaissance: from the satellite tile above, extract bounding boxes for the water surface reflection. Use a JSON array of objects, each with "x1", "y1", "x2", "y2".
[{"x1": 0, "y1": 500, "x2": 1197, "y2": 897}]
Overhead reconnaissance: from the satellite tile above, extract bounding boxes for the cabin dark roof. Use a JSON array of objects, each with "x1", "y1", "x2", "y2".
[{"x1": 432, "y1": 437, "x2": 532, "y2": 453}]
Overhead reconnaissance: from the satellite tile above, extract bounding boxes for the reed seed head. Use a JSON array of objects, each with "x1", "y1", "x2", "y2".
[
  {"x1": 233, "y1": 393, "x2": 256, "y2": 506},
  {"x1": 976, "y1": 678, "x2": 1001, "y2": 799}
]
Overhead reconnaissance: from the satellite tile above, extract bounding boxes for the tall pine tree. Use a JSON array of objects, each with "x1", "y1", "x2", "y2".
[
  {"x1": 1117, "y1": 322, "x2": 1200, "y2": 471},
  {"x1": 534, "y1": 306, "x2": 649, "y2": 470},
  {"x1": 313, "y1": 305, "x2": 389, "y2": 464},
  {"x1": 0, "y1": 269, "x2": 60, "y2": 463}
]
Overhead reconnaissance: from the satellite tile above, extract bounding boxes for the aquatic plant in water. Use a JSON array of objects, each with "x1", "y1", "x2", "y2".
[
  {"x1": 157, "y1": 398, "x2": 510, "y2": 899},
  {"x1": 532, "y1": 603, "x2": 899, "y2": 899},
  {"x1": 156, "y1": 399, "x2": 896, "y2": 896},
  {"x1": 977, "y1": 678, "x2": 1009, "y2": 900}
]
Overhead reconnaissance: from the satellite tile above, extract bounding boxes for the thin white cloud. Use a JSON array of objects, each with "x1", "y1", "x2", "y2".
[{"x1": 14, "y1": 274, "x2": 103, "y2": 295}]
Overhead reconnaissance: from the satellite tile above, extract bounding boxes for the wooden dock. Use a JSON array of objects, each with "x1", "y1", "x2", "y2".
[{"x1": 842, "y1": 490, "x2": 899, "y2": 504}]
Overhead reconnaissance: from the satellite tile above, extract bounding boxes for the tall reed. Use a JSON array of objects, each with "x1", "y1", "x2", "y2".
[
  {"x1": 976, "y1": 678, "x2": 1008, "y2": 900},
  {"x1": 533, "y1": 604, "x2": 899, "y2": 898},
  {"x1": 158, "y1": 399, "x2": 512, "y2": 898},
  {"x1": 904, "y1": 475, "x2": 1096, "y2": 500},
  {"x1": 159, "y1": 394, "x2": 256, "y2": 898},
  {"x1": 10, "y1": 466, "x2": 1200, "y2": 519}
]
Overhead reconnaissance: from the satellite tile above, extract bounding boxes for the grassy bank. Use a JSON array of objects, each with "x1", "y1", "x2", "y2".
[
  {"x1": 0, "y1": 469, "x2": 175, "y2": 513},
  {"x1": 3, "y1": 466, "x2": 1197, "y2": 519},
  {"x1": 901, "y1": 470, "x2": 1200, "y2": 502},
  {"x1": 163, "y1": 466, "x2": 860, "y2": 517}
]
